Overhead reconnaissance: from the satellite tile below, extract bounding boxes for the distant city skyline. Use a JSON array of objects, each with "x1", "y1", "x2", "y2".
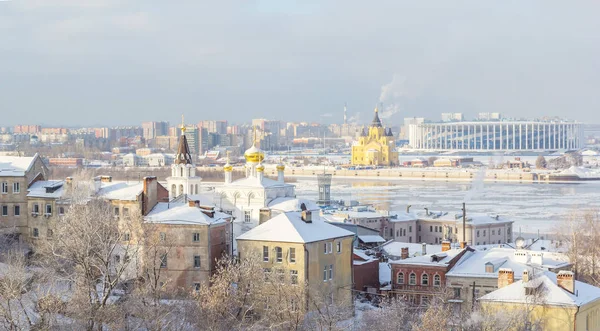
[{"x1": 1, "y1": 1, "x2": 599, "y2": 126}]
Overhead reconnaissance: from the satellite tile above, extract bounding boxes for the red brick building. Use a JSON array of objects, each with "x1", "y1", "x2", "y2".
[
  {"x1": 353, "y1": 250, "x2": 380, "y2": 293},
  {"x1": 389, "y1": 243, "x2": 473, "y2": 305}
]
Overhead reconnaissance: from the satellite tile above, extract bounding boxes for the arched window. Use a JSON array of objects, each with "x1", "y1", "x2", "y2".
[
  {"x1": 409, "y1": 273, "x2": 416, "y2": 285},
  {"x1": 195, "y1": 184, "x2": 198, "y2": 194},
  {"x1": 179, "y1": 184, "x2": 184, "y2": 196},
  {"x1": 433, "y1": 274, "x2": 441, "y2": 287},
  {"x1": 421, "y1": 273, "x2": 429, "y2": 286},
  {"x1": 190, "y1": 184, "x2": 193, "y2": 194},
  {"x1": 180, "y1": 167, "x2": 183, "y2": 177},
  {"x1": 188, "y1": 168, "x2": 191, "y2": 177},
  {"x1": 396, "y1": 272, "x2": 404, "y2": 285},
  {"x1": 171, "y1": 184, "x2": 176, "y2": 197}
]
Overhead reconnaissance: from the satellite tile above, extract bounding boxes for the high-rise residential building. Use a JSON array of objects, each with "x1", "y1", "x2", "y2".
[
  {"x1": 13, "y1": 125, "x2": 41, "y2": 134},
  {"x1": 142, "y1": 121, "x2": 169, "y2": 140},
  {"x1": 477, "y1": 113, "x2": 502, "y2": 121},
  {"x1": 441, "y1": 113, "x2": 464, "y2": 122},
  {"x1": 199, "y1": 120, "x2": 228, "y2": 134},
  {"x1": 183, "y1": 125, "x2": 199, "y2": 156}
]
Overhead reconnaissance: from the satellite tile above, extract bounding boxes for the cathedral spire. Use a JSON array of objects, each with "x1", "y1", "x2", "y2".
[
  {"x1": 175, "y1": 115, "x2": 193, "y2": 165},
  {"x1": 371, "y1": 106, "x2": 383, "y2": 128}
]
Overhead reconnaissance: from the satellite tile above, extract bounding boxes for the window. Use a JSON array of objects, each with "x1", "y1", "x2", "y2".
[
  {"x1": 409, "y1": 273, "x2": 416, "y2": 285},
  {"x1": 289, "y1": 247, "x2": 296, "y2": 263},
  {"x1": 194, "y1": 255, "x2": 201, "y2": 268},
  {"x1": 492, "y1": 230, "x2": 495, "y2": 235},
  {"x1": 430, "y1": 226, "x2": 433, "y2": 232},
  {"x1": 59, "y1": 207, "x2": 65, "y2": 215},
  {"x1": 323, "y1": 266, "x2": 327, "y2": 282},
  {"x1": 13, "y1": 205, "x2": 20, "y2": 216},
  {"x1": 159, "y1": 232, "x2": 166, "y2": 241},
  {"x1": 409, "y1": 226, "x2": 412, "y2": 233},
  {"x1": 396, "y1": 230, "x2": 399, "y2": 237},
  {"x1": 275, "y1": 247, "x2": 283, "y2": 263},
  {"x1": 47, "y1": 229, "x2": 53, "y2": 238},
  {"x1": 1, "y1": 206, "x2": 7, "y2": 216},
  {"x1": 435, "y1": 238, "x2": 438, "y2": 244},
  {"x1": 160, "y1": 254, "x2": 168, "y2": 268},
  {"x1": 418, "y1": 236, "x2": 421, "y2": 242},
  {"x1": 263, "y1": 268, "x2": 271, "y2": 280},
  {"x1": 421, "y1": 273, "x2": 429, "y2": 286},
  {"x1": 433, "y1": 274, "x2": 441, "y2": 286},
  {"x1": 418, "y1": 225, "x2": 421, "y2": 231},
  {"x1": 114, "y1": 207, "x2": 119, "y2": 216},
  {"x1": 33, "y1": 204, "x2": 39, "y2": 213},
  {"x1": 45, "y1": 204, "x2": 52, "y2": 215},
  {"x1": 276, "y1": 269, "x2": 285, "y2": 282},
  {"x1": 477, "y1": 230, "x2": 480, "y2": 237},
  {"x1": 124, "y1": 233, "x2": 130, "y2": 241},
  {"x1": 123, "y1": 208, "x2": 129, "y2": 216},
  {"x1": 1, "y1": 182, "x2": 7, "y2": 194},
  {"x1": 328, "y1": 264, "x2": 333, "y2": 280},
  {"x1": 421, "y1": 296, "x2": 429, "y2": 305},
  {"x1": 323, "y1": 243, "x2": 327, "y2": 254},
  {"x1": 507, "y1": 228, "x2": 511, "y2": 234},
  {"x1": 453, "y1": 288, "x2": 461, "y2": 298},
  {"x1": 336, "y1": 241, "x2": 341, "y2": 253},
  {"x1": 434, "y1": 226, "x2": 438, "y2": 232},
  {"x1": 327, "y1": 242, "x2": 332, "y2": 254},
  {"x1": 483, "y1": 230, "x2": 486, "y2": 236},
  {"x1": 115, "y1": 255, "x2": 121, "y2": 263},
  {"x1": 194, "y1": 283, "x2": 201, "y2": 291},
  {"x1": 290, "y1": 270, "x2": 298, "y2": 284},
  {"x1": 498, "y1": 229, "x2": 502, "y2": 235},
  {"x1": 12, "y1": 182, "x2": 20, "y2": 194},
  {"x1": 263, "y1": 246, "x2": 269, "y2": 262},
  {"x1": 33, "y1": 228, "x2": 39, "y2": 238},
  {"x1": 244, "y1": 210, "x2": 251, "y2": 223},
  {"x1": 397, "y1": 272, "x2": 405, "y2": 284},
  {"x1": 193, "y1": 232, "x2": 200, "y2": 242}
]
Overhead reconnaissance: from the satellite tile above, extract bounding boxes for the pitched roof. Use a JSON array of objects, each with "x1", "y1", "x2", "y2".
[
  {"x1": 144, "y1": 202, "x2": 230, "y2": 225},
  {"x1": 97, "y1": 181, "x2": 143, "y2": 201},
  {"x1": 236, "y1": 211, "x2": 354, "y2": 244},
  {"x1": 0, "y1": 154, "x2": 38, "y2": 177},
  {"x1": 479, "y1": 271, "x2": 600, "y2": 307},
  {"x1": 175, "y1": 134, "x2": 193, "y2": 165},
  {"x1": 371, "y1": 109, "x2": 383, "y2": 128},
  {"x1": 27, "y1": 180, "x2": 65, "y2": 199},
  {"x1": 267, "y1": 197, "x2": 319, "y2": 212}
]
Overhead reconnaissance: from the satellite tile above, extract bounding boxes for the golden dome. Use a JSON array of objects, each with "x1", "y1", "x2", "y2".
[
  {"x1": 244, "y1": 144, "x2": 264, "y2": 163},
  {"x1": 256, "y1": 163, "x2": 265, "y2": 172},
  {"x1": 223, "y1": 163, "x2": 233, "y2": 172},
  {"x1": 276, "y1": 163, "x2": 285, "y2": 171}
]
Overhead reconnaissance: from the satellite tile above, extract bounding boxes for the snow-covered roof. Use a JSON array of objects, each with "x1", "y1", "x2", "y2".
[
  {"x1": 144, "y1": 202, "x2": 230, "y2": 225},
  {"x1": 236, "y1": 211, "x2": 354, "y2": 244},
  {"x1": 227, "y1": 176, "x2": 294, "y2": 189},
  {"x1": 353, "y1": 249, "x2": 378, "y2": 266},
  {"x1": 479, "y1": 271, "x2": 600, "y2": 307},
  {"x1": 447, "y1": 247, "x2": 570, "y2": 279},
  {"x1": 172, "y1": 193, "x2": 219, "y2": 206},
  {"x1": 389, "y1": 211, "x2": 418, "y2": 222},
  {"x1": 334, "y1": 210, "x2": 386, "y2": 219},
  {"x1": 414, "y1": 210, "x2": 513, "y2": 225},
  {"x1": 97, "y1": 181, "x2": 143, "y2": 201},
  {"x1": 27, "y1": 180, "x2": 65, "y2": 199},
  {"x1": 390, "y1": 248, "x2": 467, "y2": 267},
  {"x1": 380, "y1": 241, "x2": 442, "y2": 260},
  {"x1": 358, "y1": 235, "x2": 386, "y2": 244},
  {"x1": 0, "y1": 154, "x2": 37, "y2": 177},
  {"x1": 268, "y1": 197, "x2": 319, "y2": 212}
]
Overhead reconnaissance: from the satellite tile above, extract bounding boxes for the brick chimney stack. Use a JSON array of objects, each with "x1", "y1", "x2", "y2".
[
  {"x1": 442, "y1": 241, "x2": 451, "y2": 252},
  {"x1": 522, "y1": 270, "x2": 530, "y2": 283},
  {"x1": 498, "y1": 268, "x2": 515, "y2": 288},
  {"x1": 401, "y1": 247, "x2": 409, "y2": 259},
  {"x1": 301, "y1": 210, "x2": 312, "y2": 223},
  {"x1": 557, "y1": 271, "x2": 575, "y2": 294}
]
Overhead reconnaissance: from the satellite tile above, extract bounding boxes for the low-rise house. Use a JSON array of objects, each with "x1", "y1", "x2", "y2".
[
  {"x1": 479, "y1": 270, "x2": 600, "y2": 331},
  {"x1": 325, "y1": 220, "x2": 383, "y2": 249},
  {"x1": 331, "y1": 207, "x2": 392, "y2": 240},
  {"x1": 390, "y1": 243, "x2": 474, "y2": 305},
  {"x1": 445, "y1": 246, "x2": 571, "y2": 310},
  {"x1": 27, "y1": 180, "x2": 67, "y2": 241},
  {"x1": 379, "y1": 241, "x2": 442, "y2": 261},
  {"x1": 236, "y1": 209, "x2": 354, "y2": 307},
  {"x1": 0, "y1": 154, "x2": 47, "y2": 237},
  {"x1": 353, "y1": 249, "x2": 379, "y2": 293},
  {"x1": 143, "y1": 200, "x2": 232, "y2": 293}
]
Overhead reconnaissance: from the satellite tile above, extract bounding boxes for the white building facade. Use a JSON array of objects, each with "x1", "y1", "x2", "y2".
[{"x1": 408, "y1": 121, "x2": 585, "y2": 151}]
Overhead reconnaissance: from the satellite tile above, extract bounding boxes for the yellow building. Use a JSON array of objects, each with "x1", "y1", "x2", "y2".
[
  {"x1": 479, "y1": 270, "x2": 600, "y2": 331},
  {"x1": 351, "y1": 108, "x2": 398, "y2": 166},
  {"x1": 236, "y1": 208, "x2": 355, "y2": 308}
]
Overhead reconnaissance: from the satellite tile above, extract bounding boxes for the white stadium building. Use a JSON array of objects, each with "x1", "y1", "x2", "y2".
[{"x1": 408, "y1": 120, "x2": 584, "y2": 151}]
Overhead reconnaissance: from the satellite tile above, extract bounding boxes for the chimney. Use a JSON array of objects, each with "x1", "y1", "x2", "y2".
[
  {"x1": 188, "y1": 201, "x2": 196, "y2": 207},
  {"x1": 460, "y1": 241, "x2": 467, "y2": 249},
  {"x1": 259, "y1": 208, "x2": 272, "y2": 224},
  {"x1": 424, "y1": 208, "x2": 429, "y2": 216},
  {"x1": 401, "y1": 247, "x2": 409, "y2": 259},
  {"x1": 65, "y1": 177, "x2": 73, "y2": 185},
  {"x1": 301, "y1": 210, "x2": 312, "y2": 223},
  {"x1": 498, "y1": 268, "x2": 515, "y2": 288},
  {"x1": 522, "y1": 270, "x2": 530, "y2": 283},
  {"x1": 442, "y1": 241, "x2": 451, "y2": 252},
  {"x1": 100, "y1": 175, "x2": 112, "y2": 183},
  {"x1": 557, "y1": 271, "x2": 575, "y2": 294},
  {"x1": 200, "y1": 206, "x2": 215, "y2": 218},
  {"x1": 406, "y1": 205, "x2": 412, "y2": 213},
  {"x1": 142, "y1": 176, "x2": 158, "y2": 216},
  {"x1": 421, "y1": 243, "x2": 427, "y2": 256}
]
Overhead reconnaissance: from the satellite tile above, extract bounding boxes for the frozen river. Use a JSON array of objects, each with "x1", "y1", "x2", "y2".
[{"x1": 294, "y1": 178, "x2": 600, "y2": 235}]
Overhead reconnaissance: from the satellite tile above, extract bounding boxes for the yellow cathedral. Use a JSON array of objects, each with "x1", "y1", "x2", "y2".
[{"x1": 351, "y1": 107, "x2": 398, "y2": 166}]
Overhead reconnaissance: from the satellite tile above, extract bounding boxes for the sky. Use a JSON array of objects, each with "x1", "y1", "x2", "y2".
[{"x1": 0, "y1": 0, "x2": 599, "y2": 127}]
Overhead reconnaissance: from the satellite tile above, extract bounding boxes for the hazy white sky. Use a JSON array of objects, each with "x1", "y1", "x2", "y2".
[{"x1": 1, "y1": 0, "x2": 599, "y2": 126}]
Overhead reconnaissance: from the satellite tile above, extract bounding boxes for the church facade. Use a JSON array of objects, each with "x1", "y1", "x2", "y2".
[{"x1": 351, "y1": 108, "x2": 398, "y2": 166}]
